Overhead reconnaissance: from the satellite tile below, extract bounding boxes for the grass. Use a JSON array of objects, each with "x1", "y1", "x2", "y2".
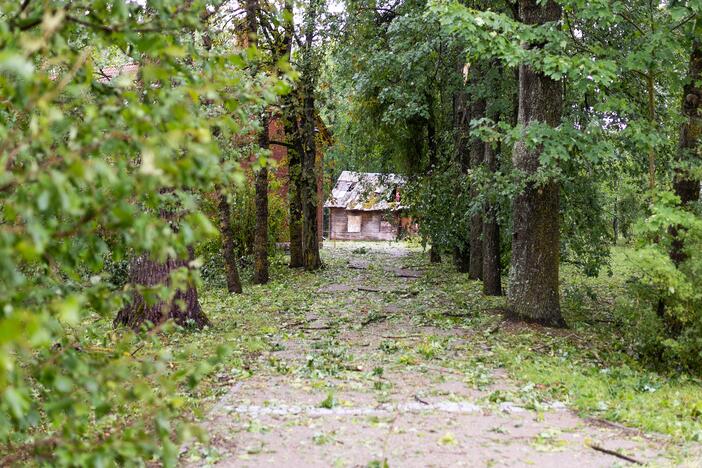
[
  {"x1": 416, "y1": 245, "x2": 702, "y2": 443},
  {"x1": 67, "y1": 241, "x2": 702, "y2": 463}
]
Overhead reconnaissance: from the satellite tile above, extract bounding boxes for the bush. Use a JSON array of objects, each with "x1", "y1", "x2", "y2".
[
  {"x1": 620, "y1": 192, "x2": 702, "y2": 373},
  {"x1": 198, "y1": 178, "x2": 289, "y2": 284}
]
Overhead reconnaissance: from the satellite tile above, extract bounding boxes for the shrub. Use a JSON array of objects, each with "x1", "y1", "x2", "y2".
[{"x1": 620, "y1": 192, "x2": 702, "y2": 372}]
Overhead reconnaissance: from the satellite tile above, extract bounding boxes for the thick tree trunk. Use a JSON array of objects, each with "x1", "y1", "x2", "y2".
[
  {"x1": 671, "y1": 40, "x2": 702, "y2": 265},
  {"x1": 281, "y1": 0, "x2": 302, "y2": 268},
  {"x1": 253, "y1": 113, "x2": 270, "y2": 284},
  {"x1": 114, "y1": 252, "x2": 208, "y2": 329},
  {"x1": 658, "y1": 40, "x2": 702, "y2": 332},
  {"x1": 300, "y1": 94, "x2": 321, "y2": 270},
  {"x1": 482, "y1": 143, "x2": 502, "y2": 296},
  {"x1": 508, "y1": 0, "x2": 565, "y2": 327},
  {"x1": 218, "y1": 191, "x2": 243, "y2": 293},
  {"x1": 299, "y1": 2, "x2": 322, "y2": 271},
  {"x1": 246, "y1": 0, "x2": 269, "y2": 284},
  {"x1": 468, "y1": 95, "x2": 486, "y2": 281},
  {"x1": 453, "y1": 246, "x2": 469, "y2": 272}
]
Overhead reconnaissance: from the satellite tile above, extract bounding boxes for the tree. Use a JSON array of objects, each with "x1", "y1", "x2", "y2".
[
  {"x1": 253, "y1": 113, "x2": 271, "y2": 284},
  {"x1": 0, "y1": 0, "x2": 276, "y2": 461},
  {"x1": 114, "y1": 250, "x2": 209, "y2": 329},
  {"x1": 507, "y1": 0, "x2": 565, "y2": 326},
  {"x1": 287, "y1": 114, "x2": 305, "y2": 268},
  {"x1": 671, "y1": 38, "x2": 701, "y2": 264},
  {"x1": 468, "y1": 77, "x2": 486, "y2": 280},
  {"x1": 298, "y1": 0, "x2": 323, "y2": 271},
  {"x1": 482, "y1": 141, "x2": 502, "y2": 296},
  {"x1": 282, "y1": 0, "x2": 305, "y2": 269},
  {"x1": 248, "y1": 0, "x2": 271, "y2": 284},
  {"x1": 452, "y1": 57, "x2": 472, "y2": 273},
  {"x1": 218, "y1": 192, "x2": 244, "y2": 293}
]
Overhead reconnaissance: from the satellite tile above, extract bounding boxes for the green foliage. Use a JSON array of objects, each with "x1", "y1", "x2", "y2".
[
  {"x1": 0, "y1": 0, "x2": 282, "y2": 463},
  {"x1": 620, "y1": 193, "x2": 702, "y2": 372},
  {"x1": 199, "y1": 179, "x2": 289, "y2": 283},
  {"x1": 405, "y1": 163, "x2": 470, "y2": 252}
]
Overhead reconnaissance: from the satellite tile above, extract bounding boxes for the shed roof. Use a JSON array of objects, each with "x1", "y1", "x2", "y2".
[{"x1": 324, "y1": 171, "x2": 406, "y2": 211}]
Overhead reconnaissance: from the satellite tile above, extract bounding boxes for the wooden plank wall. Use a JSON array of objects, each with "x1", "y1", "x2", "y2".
[{"x1": 329, "y1": 208, "x2": 397, "y2": 241}]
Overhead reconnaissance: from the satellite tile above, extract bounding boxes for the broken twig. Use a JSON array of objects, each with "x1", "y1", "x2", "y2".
[
  {"x1": 414, "y1": 394, "x2": 430, "y2": 405},
  {"x1": 588, "y1": 444, "x2": 643, "y2": 465}
]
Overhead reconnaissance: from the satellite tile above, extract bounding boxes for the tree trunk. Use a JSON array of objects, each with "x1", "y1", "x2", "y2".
[
  {"x1": 218, "y1": 191, "x2": 243, "y2": 293},
  {"x1": 246, "y1": 0, "x2": 269, "y2": 284},
  {"x1": 453, "y1": 246, "x2": 469, "y2": 272},
  {"x1": 508, "y1": 0, "x2": 565, "y2": 327},
  {"x1": 253, "y1": 113, "x2": 270, "y2": 284},
  {"x1": 281, "y1": 0, "x2": 302, "y2": 268},
  {"x1": 300, "y1": 92, "x2": 321, "y2": 270},
  {"x1": 453, "y1": 59, "x2": 470, "y2": 272},
  {"x1": 482, "y1": 143, "x2": 502, "y2": 296},
  {"x1": 468, "y1": 94, "x2": 486, "y2": 281},
  {"x1": 671, "y1": 39, "x2": 702, "y2": 265},
  {"x1": 299, "y1": 1, "x2": 322, "y2": 271},
  {"x1": 287, "y1": 121, "x2": 304, "y2": 268},
  {"x1": 427, "y1": 94, "x2": 438, "y2": 171},
  {"x1": 114, "y1": 252, "x2": 208, "y2": 330},
  {"x1": 658, "y1": 40, "x2": 702, "y2": 333}
]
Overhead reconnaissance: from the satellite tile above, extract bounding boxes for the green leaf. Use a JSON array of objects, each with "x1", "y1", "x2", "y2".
[
  {"x1": 4, "y1": 387, "x2": 28, "y2": 420},
  {"x1": 0, "y1": 52, "x2": 34, "y2": 78}
]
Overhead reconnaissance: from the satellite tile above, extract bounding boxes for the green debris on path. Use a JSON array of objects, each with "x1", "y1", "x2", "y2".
[{"x1": 181, "y1": 242, "x2": 702, "y2": 466}]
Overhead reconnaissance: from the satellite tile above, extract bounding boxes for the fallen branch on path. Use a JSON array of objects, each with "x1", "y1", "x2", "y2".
[
  {"x1": 588, "y1": 444, "x2": 643, "y2": 465},
  {"x1": 382, "y1": 334, "x2": 423, "y2": 339},
  {"x1": 414, "y1": 394, "x2": 430, "y2": 405}
]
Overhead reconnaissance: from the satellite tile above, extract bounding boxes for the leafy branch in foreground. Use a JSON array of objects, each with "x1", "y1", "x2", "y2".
[{"x1": 0, "y1": 0, "x2": 282, "y2": 464}]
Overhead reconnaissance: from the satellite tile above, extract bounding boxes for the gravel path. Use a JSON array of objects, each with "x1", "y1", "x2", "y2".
[{"x1": 187, "y1": 242, "x2": 680, "y2": 467}]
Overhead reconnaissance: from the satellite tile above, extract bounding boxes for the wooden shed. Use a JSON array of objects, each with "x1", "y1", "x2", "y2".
[{"x1": 324, "y1": 171, "x2": 410, "y2": 241}]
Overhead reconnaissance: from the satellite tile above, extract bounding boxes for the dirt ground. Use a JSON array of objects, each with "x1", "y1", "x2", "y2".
[{"x1": 186, "y1": 242, "x2": 693, "y2": 468}]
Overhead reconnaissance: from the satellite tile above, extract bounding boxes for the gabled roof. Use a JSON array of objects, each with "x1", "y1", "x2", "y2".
[{"x1": 324, "y1": 171, "x2": 406, "y2": 211}]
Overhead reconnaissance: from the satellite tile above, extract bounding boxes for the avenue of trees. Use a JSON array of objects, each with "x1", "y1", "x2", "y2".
[{"x1": 0, "y1": 0, "x2": 700, "y2": 464}]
